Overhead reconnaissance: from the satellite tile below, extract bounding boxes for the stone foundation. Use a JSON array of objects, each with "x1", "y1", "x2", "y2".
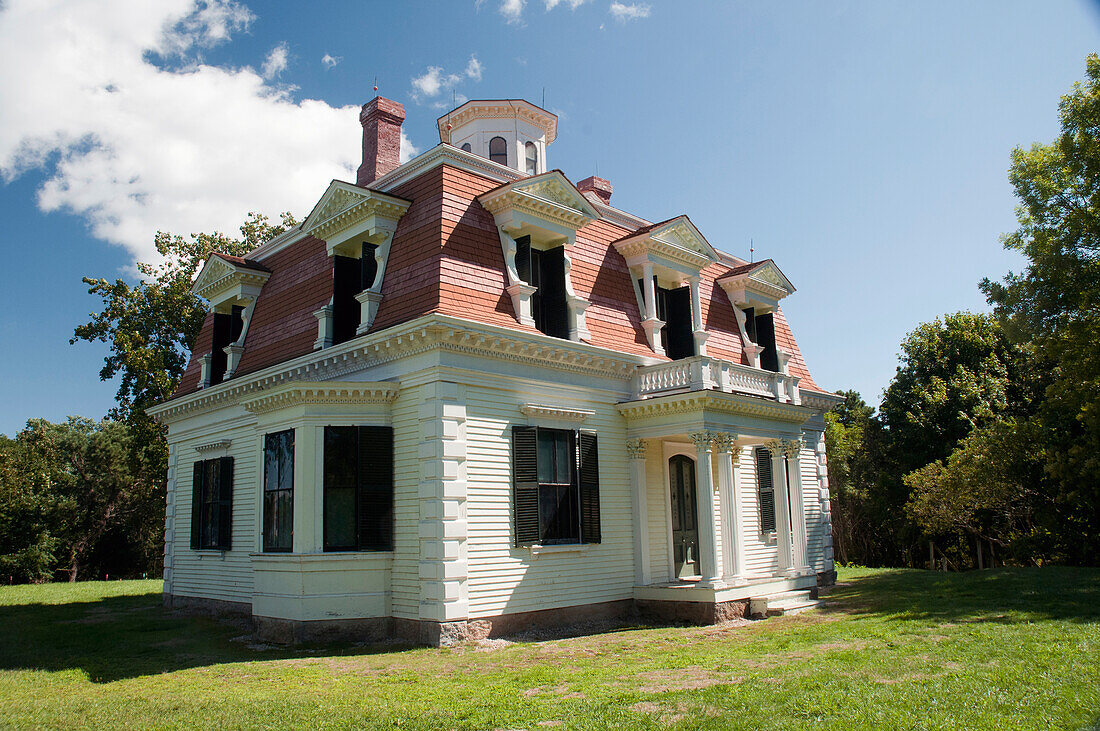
[
  {"x1": 255, "y1": 616, "x2": 392, "y2": 644},
  {"x1": 394, "y1": 600, "x2": 634, "y2": 646},
  {"x1": 635, "y1": 598, "x2": 748, "y2": 625},
  {"x1": 817, "y1": 569, "x2": 837, "y2": 587},
  {"x1": 163, "y1": 592, "x2": 251, "y2": 618}
]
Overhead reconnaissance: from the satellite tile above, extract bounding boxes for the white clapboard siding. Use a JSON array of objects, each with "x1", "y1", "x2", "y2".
[
  {"x1": 464, "y1": 384, "x2": 635, "y2": 619},
  {"x1": 800, "y1": 442, "x2": 825, "y2": 571},
  {"x1": 389, "y1": 382, "x2": 422, "y2": 620},
  {"x1": 170, "y1": 423, "x2": 259, "y2": 603},
  {"x1": 644, "y1": 448, "x2": 671, "y2": 582},
  {"x1": 740, "y1": 446, "x2": 781, "y2": 577}
]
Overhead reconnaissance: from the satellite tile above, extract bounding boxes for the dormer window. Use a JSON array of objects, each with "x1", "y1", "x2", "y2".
[
  {"x1": 525, "y1": 142, "x2": 538, "y2": 176},
  {"x1": 301, "y1": 181, "x2": 411, "y2": 350},
  {"x1": 489, "y1": 136, "x2": 508, "y2": 166},
  {"x1": 516, "y1": 236, "x2": 569, "y2": 339},
  {"x1": 478, "y1": 171, "x2": 601, "y2": 342},
  {"x1": 612, "y1": 216, "x2": 719, "y2": 358},
  {"x1": 190, "y1": 253, "x2": 272, "y2": 388},
  {"x1": 209, "y1": 306, "x2": 244, "y2": 386},
  {"x1": 716, "y1": 260, "x2": 795, "y2": 372}
]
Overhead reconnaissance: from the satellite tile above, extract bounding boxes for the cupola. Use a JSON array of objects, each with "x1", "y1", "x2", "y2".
[{"x1": 437, "y1": 99, "x2": 557, "y2": 176}]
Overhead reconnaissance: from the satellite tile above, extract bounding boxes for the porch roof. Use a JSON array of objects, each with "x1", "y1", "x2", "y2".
[{"x1": 616, "y1": 389, "x2": 811, "y2": 441}]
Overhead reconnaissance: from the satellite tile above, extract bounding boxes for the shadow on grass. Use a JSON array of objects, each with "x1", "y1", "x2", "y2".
[
  {"x1": 0, "y1": 589, "x2": 419, "y2": 683},
  {"x1": 822, "y1": 566, "x2": 1100, "y2": 625}
]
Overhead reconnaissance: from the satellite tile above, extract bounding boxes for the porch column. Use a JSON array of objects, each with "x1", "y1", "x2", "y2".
[
  {"x1": 690, "y1": 432, "x2": 723, "y2": 588},
  {"x1": 785, "y1": 438, "x2": 810, "y2": 574},
  {"x1": 626, "y1": 438, "x2": 651, "y2": 586},
  {"x1": 766, "y1": 439, "x2": 794, "y2": 576},
  {"x1": 640, "y1": 262, "x2": 664, "y2": 355},
  {"x1": 713, "y1": 433, "x2": 745, "y2": 585}
]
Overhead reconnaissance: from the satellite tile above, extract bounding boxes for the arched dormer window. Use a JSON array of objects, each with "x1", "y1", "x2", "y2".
[
  {"x1": 525, "y1": 142, "x2": 538, "y2": 175},
  {"x1": 489, "y1": 136, "x2": 508, "y2": 166},
  {"x1": 460, "y1": 143, "x2": 472, "y2": 153}
]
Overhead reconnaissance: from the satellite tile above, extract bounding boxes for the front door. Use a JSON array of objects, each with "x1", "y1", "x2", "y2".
[{"x1": 669, "y1": 455, "x2": 699, "y2": 579}]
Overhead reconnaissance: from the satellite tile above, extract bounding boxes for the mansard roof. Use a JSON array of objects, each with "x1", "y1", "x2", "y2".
[{"x1": 173, "y1": 154, "x2": 822, "y2": 399}]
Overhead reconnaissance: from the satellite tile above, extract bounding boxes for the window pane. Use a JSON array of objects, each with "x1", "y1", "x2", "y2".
[
  {"x1": 277, "y1": 431, "x2": 294, "y2": 492},
  {"x1": 537, "y1": 430, "x2": 554, "y2": 484},
  {"x1": 525, "y1": 142, "x2": 537, "y2": 175},
  {"x1": 460, "y1": 142, "x2": 472, "y2": 152},
  {"x1": 325, "y1": 486, "x2": 357, "y2": 549},
  {"x1": 264, "y1": 490, "x2": 292, "y2": 551},
  {"x1": 489, "y1": 136, "x2": 508, "y2": 166}
]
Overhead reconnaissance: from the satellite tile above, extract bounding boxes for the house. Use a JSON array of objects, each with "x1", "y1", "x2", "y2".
[{"x1": 148, "y1": 96, "x2": 841, "y2": 646}]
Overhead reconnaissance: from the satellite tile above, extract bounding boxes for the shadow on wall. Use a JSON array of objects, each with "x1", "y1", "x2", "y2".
[
  {"x1": 821, "y1": 566, "x2": 1100, "y2": 625},
  {"x1": 0, "y1": 589, "x2": 417, "y2": 684}
]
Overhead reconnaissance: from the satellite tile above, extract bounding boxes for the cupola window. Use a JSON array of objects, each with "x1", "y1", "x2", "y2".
[
  {"x1": 489, "y1": 136, "x2": 508, "y2": 166},
  {"x1": 525, "y1": 142, "x2": 538, "y2": 175},
  {"x1": 460, "y1": 142, "x2": 472, "y2": 152}
]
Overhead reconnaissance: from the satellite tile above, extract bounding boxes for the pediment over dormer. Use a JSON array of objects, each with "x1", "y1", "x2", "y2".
[
  {"x1": 612, "y1": 215, "x2": 720, "y2": 277},
  {"x1": 478, "y1": 170, "x2": 600, "y2": 244},
  {"x1": 302, "y1": 180, "x2": 412, "y2": 257},
  {"x1": 191, "y1": 253, "x2": 272, "y2": 307},
  {"x1": 716, "y1": 259, "x2": 795, "y2": 311}
]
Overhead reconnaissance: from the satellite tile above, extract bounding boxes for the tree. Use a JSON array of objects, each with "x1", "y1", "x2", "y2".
[
  {"x1": 0, "y1": 418, "x2": 148, "y2": 582},
  {"x1": 66, "y1": 212, "x2": 297, "y2": 579},
  {"x1": 981, "y1": 54, "x2": 1100, "y2": 563},
  {"x1": 823, "y1": 390, "x2": 879, "y2": 564}
]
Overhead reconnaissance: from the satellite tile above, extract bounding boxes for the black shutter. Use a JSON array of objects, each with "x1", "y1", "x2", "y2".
[
  {"x1": 665, "y1": 286, "x2": 694, "y2": 360},
  {"x1": 744, "y1": 307, "x2": 757, "y2": 343},
  {"x1": 755, "y1": 447, "x2": 776, "y2": 533},
  {"x1": 357, "y1": 426, "x2": 393, "y2": 551},
  {"x1": 538, "y1": 247, "x2": 570, "y2": 339},
  {"x1": 756, "y1": 312, "x2": 778, "y2": 372},
  {"x1": 515, "y1": 236, "x2": 532, "y2": 285},
  {"x1": 217, "y1": 457, "x2": 234, "y2": 550},
  {"x1": 333, "y1": 254, "x2": 362, "y2": 345},
  {"x1": 229, "y1": 305, "x2": 245, "y2": 342},
  {"x1": 210, "y1": 312, "x2": 230, "y2": 385},
  {"x1": 512, "y1": 426, "x2": 540, "y2": 546},
  {"x1": 578, "y1": 431, "x2": 601, "y2": 544},
  {"x1": 190, "y1": 461, "x2": 203, "y2": 549}
]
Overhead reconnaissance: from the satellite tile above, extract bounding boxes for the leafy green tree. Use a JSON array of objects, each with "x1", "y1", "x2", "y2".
[
  {"x1": 981, "y1": 54, "x2": 1100, "y2": 563},
  {"x1": 67, "y1": 212, "x2": 297, "y2": 579},
  {"x1": 824, "y1": 390, "x2": 878, "y2": 564}
]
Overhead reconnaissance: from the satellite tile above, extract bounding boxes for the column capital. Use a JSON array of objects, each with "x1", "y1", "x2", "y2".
[
  {"x1": 763, "y1": 438, "x2": 785, "y2": 453},
  {"x1": 710, "y1": 432, "x2": 738, "y2": 455},
  {"x1": 690, "y1": 431, "x2": 716, "y2": 451},
  {"x1": 625, "y1": 438, "x2": 648, "y2": 460},
  {"x1": 782, "y1": 438, "x2": 803, "y2": 457}
]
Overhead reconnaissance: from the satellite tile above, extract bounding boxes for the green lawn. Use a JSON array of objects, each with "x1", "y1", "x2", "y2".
[{"x1": 0, "y1": 567, "x2": 1097, "y2": 730}]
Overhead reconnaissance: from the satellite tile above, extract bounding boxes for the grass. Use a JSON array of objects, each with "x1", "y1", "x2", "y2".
[{"x1": 0, "y1": 567, "x2": 1098, "y2": 729}]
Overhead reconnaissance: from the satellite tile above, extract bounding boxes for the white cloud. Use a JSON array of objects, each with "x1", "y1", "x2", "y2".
[
  {"x1": 399, "y1": 129, "x2": 418, "y2": 164},
  {"x1": 609, "y1": 2, "x2": 650, "y2": 21},
  {"x1": 0, "y1": 0, "x2": 418, "y2": 264},
  {"x1": 321, "y1": 53, "x2": 340, "y2": 69},
  {"x1": 261, "y1": 42, "x2": 289, "y2": 79},
  {"x1": 499, "y1": 0, "x2": 525, "y2": 24},
  {"x1": 544, "y1": 0, "x2": 587, "y2": 9},
  {"x1": 410, "y1": 55, "x2": 484, "y2": 102}
]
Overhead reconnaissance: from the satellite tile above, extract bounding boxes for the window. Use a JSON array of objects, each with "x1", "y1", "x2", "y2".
[
  {"x1": 489, "y1": 136, "x2": 508, "y2": 166},
  {"x1": 638, "y1": 278, "x2": 694, "y2": 359},
  {"x1": 209, "y1": 306, "x2": 244, "y2": 385},
  {"x1": 263, "y1": 430, "x2": 294, "y2": 552},
  {"x1": 744, "y1": 307, "x2": 778, "y2": 372},
  {"x1": 190, "y1": 457, "x2": 233, "y2": 550},
  {"x1": 460, "y1": 142, "x2": 472, "y2": 153},
  {"x1": 512, "y1": 426, "x2": 600, "y2": 546},
  {"x1": 323, "y1": 426, "x2": 393, "y2": 551},
  {"x1": 332, "y1": 243, "x2": 379, "y2": 346},
  {"x1": 515, "y1": 236, "x2": 569, "y2": 339},
  {"x1": 754, "y1": 447, "x2": 776, "y2": 533},
  {"x1": 525, "y1": 141, "x2": 538, "y2": 175}
]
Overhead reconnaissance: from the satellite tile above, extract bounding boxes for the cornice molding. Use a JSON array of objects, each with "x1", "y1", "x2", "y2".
[
  {"x1": 616, "y1": 390, "x2": 812, "y2": 424},
  {"x1": 613, "y1": 216, "x2": 719, "y2": 275},
  {"x1": 149, "y1": 314, "x2": 647, "y2": 423},
  {"x1": 194, "y1": 439, "x2": 231, "y2": 453},
  {"x1": 519, "y1": 403, "x2": 595, "y2": 422},
  {"x1": 799, "y1": 389, "x2": 844, "y2": 411},
  {"x1": 478, "y1": 171, "x2": 600, "y2": 232},
  {"x1": 191, "y1": 257, "x2": 272, "y2": 303},
  {"x1": 240, "y1": 381, "x2": 400, "y2": 415},
  {"x1": 302, "y1": 181, "x2": 411, "y2": 249},
  {"x1": 437, "y1": 100, "x2": 558, "y2": 144},
  {"x1": 373, "y1": 144, "x2": 523, "y2": 194}
]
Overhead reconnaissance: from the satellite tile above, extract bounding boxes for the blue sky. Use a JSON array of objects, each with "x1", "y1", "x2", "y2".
[{"x1": 0, "y1": 0, "x2": 1097, "y2": 436}]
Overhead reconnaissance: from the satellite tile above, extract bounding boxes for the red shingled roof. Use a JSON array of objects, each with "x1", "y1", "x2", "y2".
[
  {"x1": 172, "y1": 161, "x2": 823, "y2": 398},
  {"x1": 211, "y1": 252, "x2": 271, "y2": 272}
]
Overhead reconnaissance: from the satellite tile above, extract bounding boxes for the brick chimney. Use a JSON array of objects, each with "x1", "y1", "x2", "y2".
[
  {"x1": 576, "y1": 175, "x2": 612, "y2": 204},
  {"x1": 357, "y1": 97, "x2": 405, "y2": 186}
]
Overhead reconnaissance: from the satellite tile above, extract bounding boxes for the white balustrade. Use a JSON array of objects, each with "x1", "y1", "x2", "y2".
[{"x1": 635, "y1": 355, "x2": 801, "y2": 405}]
